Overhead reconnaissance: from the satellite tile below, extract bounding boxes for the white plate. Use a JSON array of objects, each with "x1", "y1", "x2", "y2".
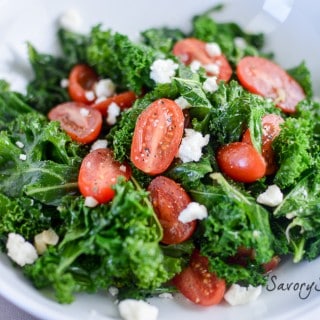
[{"x1": 0, "y1": 0, "x2": 320, "y2": 319}]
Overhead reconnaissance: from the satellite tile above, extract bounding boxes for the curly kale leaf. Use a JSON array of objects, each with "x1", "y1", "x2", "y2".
[
  {"x1": 87, "y1": 26, "x2": 161, "y2": 93},
  {"x1": 24, "y1": 180, "x2": 182, "y2": 303},
  {"x1": 0, "y1": 113, "x2": 85, "y2": 205},
  {"x1": 273, "y1": 166, "x2": 320, "y2": 263},
  {"x1": 273, "y1": 117, "x2": 313, "y2": 188},
  {"x1": 191, "y1": 10, "x2": 266, "y2": 66},
  {"x1": 26, "y1": 44, "x2": 70, "y2": 114},
  {"x1": 190, "y1": 173, "x2": 274, "y2": 286}
]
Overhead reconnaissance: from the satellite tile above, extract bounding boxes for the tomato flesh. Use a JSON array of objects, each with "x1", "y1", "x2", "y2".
[
  {"x1": 148, "y1": 176, "x2": 196, "y2": 244},
  {"x1": 237, "y1": 56, "x2": 305, "y2": 114},
  {"x1": 173, "y1": 38, "x2": 232, "y2": 82},
  {"x1": 172, "y1": 250, "x2": 226, "y2": 306},
  {"x1": 91, "y1": 91, "x2": 137, "y2": 116},
  {"x1": 216, "y1": 142, "x2": 266, "y2": 183},
  {"x1": 242, "y1": 114, "x2": 284, "y2": 175},
  {"x1": 78, "y1": 148, "x2": 131, "y2": 203},
  {"x1": 130, "y1": 98, "x2": 184, "y2": 175},
  {"x1": 68, "y1": 64, "x2": 98, "y2": 104},
  {"x1": 48, "y1": 102, "x2": 102, "y2": 144}
]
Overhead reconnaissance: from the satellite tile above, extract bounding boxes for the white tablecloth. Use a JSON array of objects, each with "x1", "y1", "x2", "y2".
[{"x1": 0, "y1": 294, "x2": 39, "y2": 320}]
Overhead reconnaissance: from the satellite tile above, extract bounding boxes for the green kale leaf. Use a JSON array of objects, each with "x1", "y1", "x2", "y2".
[{"x1": 24, "y1": 179, "x2": 182, "y2": 303}]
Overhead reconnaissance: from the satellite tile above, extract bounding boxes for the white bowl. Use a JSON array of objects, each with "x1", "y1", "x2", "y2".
[{"x1": 0, "y1": 0, "x2": 320, "y2": 319}]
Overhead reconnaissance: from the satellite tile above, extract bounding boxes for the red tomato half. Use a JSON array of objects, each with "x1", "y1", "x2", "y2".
[
  {"x1": 148, "y1": 176, "x2": 196, "y2": 244},
  {"x1": 237, "y1": 56, "x2": 305, "y2": 114},
  {"x1": 173, "y1": 38, "x2": 232, "y2": 82},
  {"x1": 242, "y1": 114, "x2": 284, "y2": 175},
  {"x1": 216, "y1": 142, "x2": 266, "y2": 183},
  {"x1": 91, "y1": 91, "x2": 137, "y2": 116},
  {"x1": 172, "y1": 250, "x2": 226, "y2": 306},
  {"x1": 68, "y1": 64, "x2": 98, "y2": 104},
  {"x1": 48, "y1": 102, "x2": 102, "y2": 144},
  {"x1": 130, "y1": 98, "x2": 184, "y2": 175},
  {"x1": 78, "y1": 148, "x2": 132, "y2": 203}
]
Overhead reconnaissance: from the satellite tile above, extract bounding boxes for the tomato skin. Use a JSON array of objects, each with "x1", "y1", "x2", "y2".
[
  {"x1": 91, "y1": 91, "x2": 137, "y2": 116},
  {"x1": 48, "y1": 102, "x2": 102, "y2": 144},
  {"x1": 242, "y1": 114, "x2": 284, "y2": 175},
  {"x1": 173, "y1": 38, "x2": 232, "y2": 82},
  {"x1": 237, "y1": 56, "x2": 305, "y2": 114},
  {"x1": 78, "y1": 148, "x2": 131, "y2": 203},
  {"x1": 68, "y1": 64, "x2": 98, "y2": 104},
  {"x1": 172, "y1": 250, "x2": 226, "y2": 306},
  {"x1": 147, "y1": 176, "x2": 196, "y2": 244},
  {"x1": 262, "y1": 255, "x2": 280, "y2": 273},
  {"x1": 216, "y1": 142, "x2": 266, "y2": 183},
  {"x1": 130, "y1": 98, "x2": 184, "y2": 175}
]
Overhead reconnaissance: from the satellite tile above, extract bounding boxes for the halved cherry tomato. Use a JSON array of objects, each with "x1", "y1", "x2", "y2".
[
  {"x1": 173, "y1": 38, "x2": 232, "y2": 82},
  {"x1": 48, "y1": 102, "x2": 102, "y2": 144},
  {"x1": 216, "y1": 142, "x2": 266, "y2": 183},
  {"x1": 262, "y1": 255, "x2": 280, "y2": 273},
  {"x1": 78, "y1": 148, "x2": 132, "y2": 203},
  {"x1": 91, "y1": 91, "x2": 137, "y2": 116},
  {"x1": 237, "y1": 56, "x2": 305, "y2": 114},
  {"x1": 172, "y1": 250, "x2": 226, "y2": 306},
  {"x1": 68, "y1": 64, "x2": 98, "y2": 104},
  {"x1": 242, "y1": 114, "x2": 284, "y2": 175},
  {"x1": 130, "y1": 98, "x2": 184, "y2": 175},
  {"x1": 148, "y1": 176, "x2": 196, "y2": 244}
]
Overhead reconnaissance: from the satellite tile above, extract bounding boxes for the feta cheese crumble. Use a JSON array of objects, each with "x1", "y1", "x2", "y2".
[
  {"x1": 202, "y1": 76, "x2": 219, "y2": 93},
  {"x1": 177, "y1": 129, "x2": 210, "y2": 163},
  {"x1": 84, "y1": 196, "x2": 99, "y2": 208},
  {"x1": 106, "y1": 102, "x2": 121, "y2": 125},
  {"x1": 150, "y1": 59, "x2": 178, "y2": 84},
  {"x1": 60, "y1": 78, "x2": 69, "y2": 88},
  {"x1": 118, "y1": 299, "x2": 158, "y2": 320},
  {"x1": 205, "y1": 42, "x2": 222, "y2": 57},
  {"x1": 224, "y1": 284, "x2": 262, "y2": 306},
  {"x1": 178, "y1": 202, "x2": 208, "y2": 223},
  {"x1": 94, "y1": 79, "x2": 116, "y2": 98},
  {"x1": 85, "y1": 90, "x2": 96, "y2": 102},
  {"x1": 257, "y1": 184, "x2": 283, "y2": 207},
  {"x1": 34, "y1": 229, "x2": 59, "y2": 255},
  {"x1": 15, "y1": 141, "x2": 24, "y2": 148},
  {"x1": 174, "y1": 96, "x2": 192, "y2": 110},
  {"x1": 19, "y1": 154, "x2": 27, "y2": 161},
  {"x1": 59, "y1": 9, "x2": 83, "y2": 33},
  {"x1": 6, "y1": 233, "x2": 38, "y2": 266},
  {"x1": 189, "y1": 60, "x2": 202, "y2": 73},
  {"x1": 90, "y1": 139, "x2": 108, "y2": 151}
]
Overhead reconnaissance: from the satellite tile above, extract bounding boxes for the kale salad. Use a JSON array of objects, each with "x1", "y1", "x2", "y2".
[{"x1": 0, "y1": 4, "x2": 319, "y2": 310}]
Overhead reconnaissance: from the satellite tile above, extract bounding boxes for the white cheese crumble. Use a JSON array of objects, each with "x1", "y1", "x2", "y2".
[
  {"x1": 204, "y1": 63, "x2": 220, "y2": 76},
  {"x1": 60, "y1": 78, "x2": 69, "y2": 88},
  {"x1": 202, "y1": 76, "x2": 219, "y2": 93},
  {"x1": 34, "y1": 229, "x2": 59, "y2": 255},
  {"x1": 90, "y1": 139, "x2": 108, "y2": 151},
  {"x1": 108, "y1": 286, "x2": 119, "y2": 297},
  {"x1": 177, "y1": 128, "x2": 210, "y2": 163},
  {"x1": 59, "y1": 9, "x2": 83, "y2": 33},
  {"x1": 118, "y1": 299, "x2": 158, "y2": 320},
  {"x1": 150, "y1": 59, "x2": 178, "y2": 84},
  {"x1": 80, "y1": 107, "x2": 90, "y2": 117},
  {"x1": 189, "y1": 60, "x2": 202, "y2": 73},
  {"x1": 15, "y1": 141, "x2": 24, "y2": 148},
  {"x1": 6, "y1": 233, "x2": 38, "y2": 266},
  {"x1": 19, "y1": 154, "x2": 27, "y2": 161},
  {"x1": 174, "y1": 96, "x2": 191, "y2": 110},
  {"x1": 85, "y1": 90, "x2": 96, "y2": 102},
  {"x1": 205, "y1": 42, "x2": 221, "y2": 57},
  {"x1": 158, "y1": 292, "x2": 173, "y2": 299},
  {"x1": 224, "y1": 284, "x2": 262, "y2": 306},
  {"x1": 234, "y1": 37, "x2": 247, "y2": 49},
  {"x1": 84, "y1": 196, "x2": 99, "y2": 208},
  {"x1": 178, "y1": 202, "x2": 208, "y2": 223},
  {"x1": 257, "y1": 184, "x2": 283, "y2": 207},
  {"x1": 94, "y1": 79, "x2": 116, "y2": 98},
  {"x1": 106, "y1": 102, "x2": 121, "y2": 125}
]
